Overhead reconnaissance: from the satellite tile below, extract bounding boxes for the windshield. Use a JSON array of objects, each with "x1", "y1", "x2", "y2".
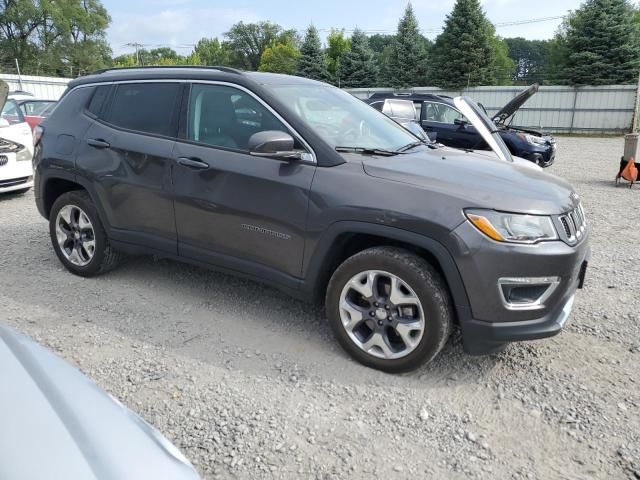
[{"x1": 265, "y1": 85, "x2": 418, "y2": 151}]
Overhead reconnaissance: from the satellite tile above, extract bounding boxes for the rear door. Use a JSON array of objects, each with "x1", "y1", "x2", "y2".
[
  {"x1": 171, "y1": 82, "x2": 316, "y2": 279},
  {"x1": 76, "y1": 82, "x2": 182, "y2": 254},
  {"x1": 421, "y1": 100, "x2": 479, "y2": 149}
]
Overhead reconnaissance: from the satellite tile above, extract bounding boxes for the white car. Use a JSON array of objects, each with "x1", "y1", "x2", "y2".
[{"x1": 0, "y1": 84, "x2": 34, "y2": 194}]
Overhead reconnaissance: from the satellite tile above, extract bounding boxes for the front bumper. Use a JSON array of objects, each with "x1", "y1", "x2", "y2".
[
  {"x1": 0, "y1": 153, "x2": 33, "y2": 193},
  {"x1": 449, "y1": 220, "x2": 590, "y2": 354}
]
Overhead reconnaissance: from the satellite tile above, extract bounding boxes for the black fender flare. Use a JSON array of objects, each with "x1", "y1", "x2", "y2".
[{"x1": 302, "y1": 221, "x2": 472, "y2": 322}]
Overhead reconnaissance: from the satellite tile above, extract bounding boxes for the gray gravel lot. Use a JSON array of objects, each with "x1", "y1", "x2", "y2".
[{"x1": 1, "y1": 136, "x2": 639, "y2": 479}]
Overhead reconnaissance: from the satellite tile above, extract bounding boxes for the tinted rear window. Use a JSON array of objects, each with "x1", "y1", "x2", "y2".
[
  {"x1": 87, "y1": 85, "x2": 111, "y2": 117},
  {"x1": 106, "y1": 83, "x2": 180, "y2": 137}
]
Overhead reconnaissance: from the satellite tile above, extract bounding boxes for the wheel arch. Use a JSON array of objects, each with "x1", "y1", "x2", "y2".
[
  {"x1": 40, "y1": 174, "x2": 109, "y2": 230},
  {"x1": 302, "y1": 222, "x2": 471, "y2": 323}
]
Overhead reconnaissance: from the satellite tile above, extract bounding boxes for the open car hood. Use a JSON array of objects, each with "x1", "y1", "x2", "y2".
[
  {"x1": 0, "y1": 80, "x2": 8, "y2": 110},
  {"x1": 0, "y1": 324, "x2": 201, "y2": 480},
  {"x1": 454, "y1": 96, "x2": 513, "y2": 163},
  {"x1": 492, "y1": 84, "x2": 539, "y2": 125}
]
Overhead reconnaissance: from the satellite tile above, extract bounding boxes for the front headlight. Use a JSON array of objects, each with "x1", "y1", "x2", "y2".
[
  {"x1": 466, "y1": 209, "x2": 558, "y2": 244},
  {"x1": 519, "y1": 133, "x2": 547, "y2": 146},
  {"x1": 16, "y1": 147, "x2": 31, "y2": 162}
]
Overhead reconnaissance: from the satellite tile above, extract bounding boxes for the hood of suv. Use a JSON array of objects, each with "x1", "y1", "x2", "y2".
[
  {"x1": 492, "y1": 84, "x2": 539, "y2": 125},
  {"x1": 361, "y1": 146, "x2": 576, "y2": 215}
]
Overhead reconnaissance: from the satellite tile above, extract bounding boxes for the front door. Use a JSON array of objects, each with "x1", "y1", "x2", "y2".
[
  {"x1": 171, "y1": 83, "x2": 315, "y2": 280},
  {"x1": 421, "y1": 101, "x2": 479, "y2": 149}
]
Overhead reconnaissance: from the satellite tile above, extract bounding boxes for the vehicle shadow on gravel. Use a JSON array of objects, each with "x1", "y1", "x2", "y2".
[{"x1": 99, "y1": 255, "x2": 510, "y2": 384}]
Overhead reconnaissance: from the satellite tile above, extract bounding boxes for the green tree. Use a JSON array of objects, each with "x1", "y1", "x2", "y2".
[
  {"x1": 504, "y1": 37, "x2": 550, "y2": 84},
  {"x1": 338, "y1": 28, "x2": 378, "y2": 88},
  {"x1": 259, "y1": 40, "x2": 300, "y2": 74},
  {"x1": 490, "y1": 32, "x2": 516, "y2": 85},
  {"x1": 193, "y1": 37, "x2": 231, "y2": 66},
  {"x1": 429, "y1": 0, "x2": 496, "y2": 88},
  {"x1": 224, "y1": 21, "x2": 296, "y2": 70},
  {"x1": 326, "y1": 28, "x2": 350, "y2": 83},
  {"x1": 559, "y1": 0, "x2": 640, "y2": 85},
  {"x1": 296, "y1": 25, "x2": 330, "y2": 82},
  {"x1": 385, "y1": 4, "x2": 429, "y2": 88},
  {"x1": 0, "y1": 0, "x2": 111, "y2": 76}
]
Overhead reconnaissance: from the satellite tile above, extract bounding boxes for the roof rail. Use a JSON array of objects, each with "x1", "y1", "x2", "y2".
[{"x1": 92, "y1": 65, "x2": 243, "y2": 75}]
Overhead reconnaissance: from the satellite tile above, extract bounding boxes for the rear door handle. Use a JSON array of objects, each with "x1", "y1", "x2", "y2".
[
  {"x1": 87, "y1": 138, "x2": 110, "y2": 149},
  {"x1": 177, "y1": 157, "x2": 209, "y2": 170}
]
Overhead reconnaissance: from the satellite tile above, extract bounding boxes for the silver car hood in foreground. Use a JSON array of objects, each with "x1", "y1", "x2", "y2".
[{"x1": 0, "y1": 325, "x2": 201, "y2": 480}]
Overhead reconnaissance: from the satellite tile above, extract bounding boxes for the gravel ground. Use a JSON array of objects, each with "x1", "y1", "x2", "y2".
[{"x1": 1, "y1": 136, "x2": 639, "y2": 479}]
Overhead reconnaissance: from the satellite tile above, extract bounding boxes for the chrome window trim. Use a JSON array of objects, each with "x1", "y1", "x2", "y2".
[{"x1": 69, "y1": 79, "x2": 317, "y2": 164}]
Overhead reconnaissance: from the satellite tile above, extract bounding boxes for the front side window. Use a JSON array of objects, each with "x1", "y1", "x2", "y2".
[
  {"x1": 187, "y1": 83, "x2": 293, "y2": 151},
  {"x1": 265, "y1": 85, "x2": 417, "y2": 151},
  {"x1": 106, "y1": 82, "x2": 181, "y2": 137},
  {"x1": 20, "y1": 101, "x2": 55, "y2": 116},
  {"x1": 422, "y1": 101, "x2": 466, "y2": 124}
]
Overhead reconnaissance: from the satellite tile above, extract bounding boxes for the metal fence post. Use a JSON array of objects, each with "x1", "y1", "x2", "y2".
[{"x1": 569, "y1": 86, "x2": 579, "y2": 134}]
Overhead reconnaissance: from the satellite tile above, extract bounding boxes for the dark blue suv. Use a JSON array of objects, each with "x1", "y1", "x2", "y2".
[{"x1": 366, "y1": 84, "x2": 556, "y2": 167}]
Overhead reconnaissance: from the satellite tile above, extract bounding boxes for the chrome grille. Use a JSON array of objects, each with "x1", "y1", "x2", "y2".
[
  {"x1": 0, "y1": 155, "x2": 8, "y2": 167},
  {"x1": 559, "y1": 203, "x2": 587, "y2": 244}
]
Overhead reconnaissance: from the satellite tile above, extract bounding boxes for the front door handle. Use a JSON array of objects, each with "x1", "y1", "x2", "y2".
[
  {"x1": 87, "y1": 138, "x2": 110, "y2": 149},
  {"x1": 177, "y1": 157, "x2": 209, "y2": 170}
]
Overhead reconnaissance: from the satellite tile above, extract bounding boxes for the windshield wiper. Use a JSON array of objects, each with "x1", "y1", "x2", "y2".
[
  {"x1": 396, "y1": 140, "x2": 440, "y2": 152},
  {"x1": 335, "y1": 146, "x2": 400, "y2": 156}
]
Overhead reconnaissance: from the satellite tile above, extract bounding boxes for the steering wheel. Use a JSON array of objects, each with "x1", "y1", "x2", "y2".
[{"x1": 340, "y1": 120, "x2": 368, "y2": 144}]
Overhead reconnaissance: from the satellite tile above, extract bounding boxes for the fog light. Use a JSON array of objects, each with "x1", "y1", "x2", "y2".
[{"x1": 498, "y1": 277, "x2": 560, "y2": 310}]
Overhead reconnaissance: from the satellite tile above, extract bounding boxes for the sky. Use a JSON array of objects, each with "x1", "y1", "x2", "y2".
[{"x1": 105, "y1": 0, "x2": 584, "y2": 56}]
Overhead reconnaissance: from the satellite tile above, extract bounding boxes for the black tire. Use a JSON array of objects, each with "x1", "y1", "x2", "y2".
[
  {"x1": 49, "y1": 190, "x2": 123, "y2": 277},
  {"x1": 326, "y1": 246, "x2": 453, "y2": 373}
]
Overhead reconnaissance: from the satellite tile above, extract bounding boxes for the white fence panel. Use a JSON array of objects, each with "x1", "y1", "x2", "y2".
[
  {"x1": 0, "y1": 74, "x2": 70, "y2": 100},
  {"x1": 346, "y1": 85, "x2": 637, "y2": 134}
]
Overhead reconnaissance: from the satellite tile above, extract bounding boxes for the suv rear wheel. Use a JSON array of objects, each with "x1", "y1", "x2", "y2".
[
  {"x1": 49, "y1": 190, "x2": 122, "y2": 277},
  {"x1": 326, "y1": 247, "x2": 453, "y2": 372}
]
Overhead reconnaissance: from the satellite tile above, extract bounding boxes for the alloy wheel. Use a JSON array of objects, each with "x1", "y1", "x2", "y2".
[
  {"x1": 55, "y1": 205, "x2": 96, "y2": 267},
  {"x1": 338, "y1": 270, "x2": 425, "y2": 360}
]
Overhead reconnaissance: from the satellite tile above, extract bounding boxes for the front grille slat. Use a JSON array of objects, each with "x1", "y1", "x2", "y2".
[
  {"x1": 559, "y1": 203, "x2": 587, "y2": 244},
  {"x1": 0, "y1": 176, "x2": 29, "y2": 188},
  {"x1": 0, "y1": 155, "x2": 8, "y2": 167}
]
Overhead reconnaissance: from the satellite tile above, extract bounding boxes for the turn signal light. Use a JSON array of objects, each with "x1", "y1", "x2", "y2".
[{"x1": 466, "y1": 213, "x2": 505, "y2": 242}]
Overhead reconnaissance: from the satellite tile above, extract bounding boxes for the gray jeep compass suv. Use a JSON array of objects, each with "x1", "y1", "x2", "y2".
[{"x1": 33, "y1": 67, "x2": 590, "y2": 372}]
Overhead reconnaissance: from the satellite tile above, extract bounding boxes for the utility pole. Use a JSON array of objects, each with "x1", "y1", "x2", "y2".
[
  {"x1": 14, "y1": 58, "x2": 23, "y2": 90},
  {"x1": 124, "y1": 43, "x2": 144, "y2": 66}
]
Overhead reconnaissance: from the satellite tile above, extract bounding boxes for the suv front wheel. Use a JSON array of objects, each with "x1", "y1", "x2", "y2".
[
  {"x1": 326, "y1": 247, "x2": 453, "y2": 373},
  {"x1": 49, "y1": 190, "x2": 122, "y2": 277}
]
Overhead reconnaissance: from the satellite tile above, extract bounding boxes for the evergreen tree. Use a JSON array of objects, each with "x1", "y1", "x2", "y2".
[
  {"x1": 561, "y1": 0, "x2": 640, "y2": 85},
  {"x1": 296, "y1": 25, "x2": 331, "y2": 81},
  {"x1": 429, "y1": 0, "x2": 496, "y2": 89},
  {"x1": 338, "y1": 29, "x2": 378, "y2": 88},
  {"x1": 385, "y1": 4, "x2": 429, "y2": 88}
]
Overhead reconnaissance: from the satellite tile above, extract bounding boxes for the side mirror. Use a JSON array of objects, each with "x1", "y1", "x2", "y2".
[
  {"x1": 0, "y1": 117, "x2": 10, "y2": 128},
  {"x1": 248, "y1": 130, "x2": 302, "y2": 160},
  {"x1": 454, "y1": 117, "x2": 468, "y2": 128}
]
